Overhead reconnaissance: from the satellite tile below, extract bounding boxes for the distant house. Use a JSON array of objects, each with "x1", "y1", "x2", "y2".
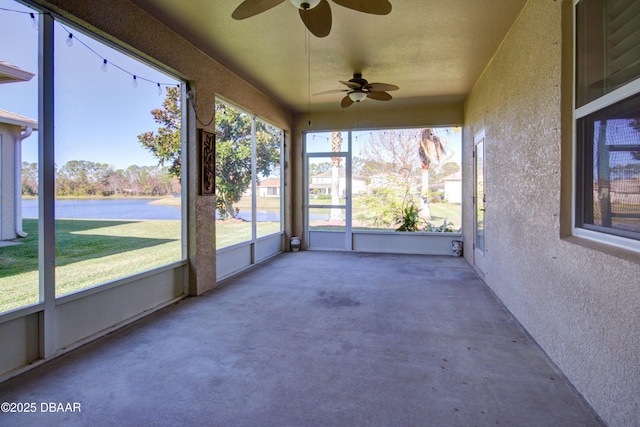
[
  {"x1": 257, "y1": 178, "x2": 281, "y2": 197},
  {"x1": 368, "y1": 172, "x2": 419, "y2": 194},
  {"x1": 309, "y1": 169, "x2": 366, "y2": 197},
  {"x1": 444, "y1": 172, "x2": 462, "y2": 204},
  {"x1": 0, "y1": 61, "x2": 37, "y2": 241}
]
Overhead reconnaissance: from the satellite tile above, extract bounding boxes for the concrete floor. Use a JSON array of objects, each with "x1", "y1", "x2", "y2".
[{"x1": 0, "y1": 251, "x2": 602, "y2": 426}]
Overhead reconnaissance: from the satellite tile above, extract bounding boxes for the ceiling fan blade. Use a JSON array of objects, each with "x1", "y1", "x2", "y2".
[
  {"x1": 331, "y1": 0, "x2": 392, "y2": 15},
  {"x1": 299, "y1": 0, "x2": 332, "y2": 38},
  {"x1": 341, "y1": 95, "x2": 354, "y2": 108},
  {"x1": 314, "y1": 89, "x2": 349, "y2": 96},
  {"x1": 366, "y1": 82, "x2": 399, "y2": 92},
  {"x1": 339, "y1": 80, "x2": 362, "y2": 89},
  {"x1": 366, "y1": 91, "x2": 392, "y2": 101},
  {"x1": 232, "y1": 0, "x2": 286, "y2": 19}
]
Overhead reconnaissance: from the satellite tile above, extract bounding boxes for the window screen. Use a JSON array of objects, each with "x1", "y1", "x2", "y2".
[
  {"x1": 576, "y1": 93, "x2": 640, "y2": 239},
  {"x1": 575, "y1": 0, "x2": 640, "y2": 243}
]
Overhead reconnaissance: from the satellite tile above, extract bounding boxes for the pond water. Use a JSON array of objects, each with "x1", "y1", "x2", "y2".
[
  {"x1": 22, "y1": 198, "x2": 181, "y2": 220},
  {"x1": 22, "y1": 198, "x2": 283, "y2": 222}
]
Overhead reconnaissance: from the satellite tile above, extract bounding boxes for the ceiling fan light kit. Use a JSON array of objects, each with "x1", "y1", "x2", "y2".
[
  {"x1": 348, "y1": 91, "x2": 367, "y2": 102},
  {"x1": 315, "y1": 73, "x2": 399, "y2": 108},
  {"x1": 290, "y1": 0, "x2": 321, "y2": 9}
]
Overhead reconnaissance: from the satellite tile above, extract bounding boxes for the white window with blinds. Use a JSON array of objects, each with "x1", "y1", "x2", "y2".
[{"x1": 574, "y1": 0, "x2": 640, "y2": 249}]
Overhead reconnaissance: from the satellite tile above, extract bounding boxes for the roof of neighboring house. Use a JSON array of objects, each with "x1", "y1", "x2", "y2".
[
  {"x1": 444, "y1": 172, "x2": 462, "y2": 181},
  {"x1": 312, "y1": 169, "x2": 365, "y2": 180},
  {"x1": 0, "y1": 109, "x2": 38, "y2": 130},
  {"x1": 0, "y1": 60, "x2": 35, "y2": 84},
  {"x1": 258, "y1": 178, "x2": 280, "y2": 187}
]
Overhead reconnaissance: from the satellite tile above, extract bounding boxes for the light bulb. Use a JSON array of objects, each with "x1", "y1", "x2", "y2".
[
  {"x1": 101, "y1": 59, "x2": 108, "y2": 72},
  {"x1": 157, "y1": 83, "x2": 163, "y2": 96},
  {"x1": 66, "y1": 33, "x2": 73, "y2": 47},
  {"x1": 289, "y1": 0, "x2": 321, "y2": 10},
  {"x1": 29, "y1": 13, "x2": 38, "y2": 30},
  {"x1": 348, "y1": 91, "x2": 367, "y2": 102},
  {"x1": 132, "y1": 75, "x2": 138, "y2": 88}
]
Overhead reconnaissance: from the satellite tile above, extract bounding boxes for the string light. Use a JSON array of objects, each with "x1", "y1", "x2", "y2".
[
  {"x1": 29, "y1": 12, "x2": 38, "y2": 29},
  {"x1": 1, "y1": 7, "x2": 180, "y2": 94}
]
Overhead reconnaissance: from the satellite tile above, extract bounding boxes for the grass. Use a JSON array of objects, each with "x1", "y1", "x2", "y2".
[
  {"x1": 310, "y1": 202, "x2": 462, "y2": 232},
  {"x1": 235, "y1": 196, "x2": 281, "y2": 210},
  {"x1": 215, "y1": 220, "x2": 281, "y2": 248},
  {"x1": 0, "y1": 218, "x2": 181, "y2": 313},
  {"x1": 428, "y1": 203, "x2": 462, "y2": 230},
  {"x1": 218, "y1": 196, "x2": 282, "y2": 248},
  {"x1": 0, "y1": 217, "x2": 282, "y2": 313},
  {"x1": 1, "y1": 197, "x2": 458, "y2": 312}
]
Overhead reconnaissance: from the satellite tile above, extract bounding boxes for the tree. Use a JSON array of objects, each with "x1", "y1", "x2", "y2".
[
  {"x1": 437, "y1": 162, "x2": 461, "y2": 179},
  {"x1": 361, "y1": 129, "x2": 422, "y2": 199},
  {"x1": 418, "y1": 128, "x2": 446, "y2": 219},
  {"x1": 215, "y1": 101, "x2": 280, "y2": 219},
  {"x1": 57, "y1": 160, "x2": 108, "y2": 196},
  {"x1": 137, "y1": 86, "x2": 182, "y2": 180},
  {"x1": 309, "y1": 161, "x2": 332, "y2": 176},
  {"x1": 21, "y1": 162, "x2": 38, "y2": 196},
  {"x1": 330, "y1": 132, "x2": 343, "y2": 221},
  {"x1": 104, "y1": 169, "x2": 125, "y2": 196},
  {"x1": 631, "y1": 119, "x2": 640, "y2": 160},
  {"x1": 357, "y1": 128, "x2": 457, "y2": 224}
]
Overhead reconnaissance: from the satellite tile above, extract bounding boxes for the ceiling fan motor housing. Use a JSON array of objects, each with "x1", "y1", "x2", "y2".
[{"x1": 349, "y1": 73, "x2": 369, "y2": 88}]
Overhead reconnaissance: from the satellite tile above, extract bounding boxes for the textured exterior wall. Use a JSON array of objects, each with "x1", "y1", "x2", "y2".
[{"x1": 463, "y1": 1, "x2": 639, "y2": 425}]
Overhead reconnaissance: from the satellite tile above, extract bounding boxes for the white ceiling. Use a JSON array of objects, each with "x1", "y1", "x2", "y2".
[{"x1": 130, "y1": 0, "x2": 527, "y2": 114}]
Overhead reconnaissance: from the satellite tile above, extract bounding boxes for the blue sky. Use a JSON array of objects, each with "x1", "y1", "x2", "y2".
[{"x1": 0, "y1": 0, "x2": 180, "y2": 169}]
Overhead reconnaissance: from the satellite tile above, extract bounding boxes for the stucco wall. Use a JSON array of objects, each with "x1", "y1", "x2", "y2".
[{"x1": 463, "y1": 1, "x2": 639, "y2": 425}]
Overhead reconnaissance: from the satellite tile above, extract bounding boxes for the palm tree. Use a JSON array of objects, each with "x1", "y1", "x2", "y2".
[
  {"x1": 331, "y1": 132, "x2": 343, "y2": 221},
  {"x1": 418, "y1": 128, "x2": 445, "y2": 219}
]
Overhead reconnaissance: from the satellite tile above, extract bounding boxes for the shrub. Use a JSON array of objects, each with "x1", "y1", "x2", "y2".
[{"x1": 395, "y1": 202, "x2": 422, "y2": 232}]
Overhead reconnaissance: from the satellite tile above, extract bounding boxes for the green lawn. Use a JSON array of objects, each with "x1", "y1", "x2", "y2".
[
  {"x1": 215, "y1": 220, "x2": 281, "y2": 248},
  {"x1": 428, "y1": 203, "x2": 462, "y2": 230},
  {"x1": 217, "y1": 196, "x2": 282, "y2": 248},
  {"x1": 0, "y1": 218, "x2": 181, "y2": 313},
  {"x1": 311, "y1": 202, "x2": 462, "y2": 231},
  {"x1": 0, "y1": 217, "x2": 282, "y2": 313},
  {"x1": 1, "y1": 198, "x2": 458, "y2": 313}
]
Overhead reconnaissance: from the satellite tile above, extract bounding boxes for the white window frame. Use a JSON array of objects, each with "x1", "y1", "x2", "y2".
[
  {"x1": 572, "y1": 0, "x2": 640, "y2": 252},
  {"x1": 214, "y1": 98, "x2": 285, "y2": 280}
]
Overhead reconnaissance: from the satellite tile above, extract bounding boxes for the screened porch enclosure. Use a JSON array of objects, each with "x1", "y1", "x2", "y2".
[
  {"x1": 214, "y1": 99, "x2": 285, "y2": 280},
  {"x1": 305, "y1": 128, "x2": 463, "y2": 254}
]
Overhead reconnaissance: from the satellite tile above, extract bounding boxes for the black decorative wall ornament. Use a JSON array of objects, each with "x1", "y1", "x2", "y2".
[{"x1": 200, "y1": 129, "x2": 215, "y2": 195}]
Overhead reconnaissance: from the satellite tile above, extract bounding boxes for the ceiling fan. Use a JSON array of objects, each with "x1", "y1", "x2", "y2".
[
  {"x1": 316, "y1": 73, "x2": 399, "y2": 108},
  {"x1": 232, "y1": 0, "x2": 392, "y2": 38}
]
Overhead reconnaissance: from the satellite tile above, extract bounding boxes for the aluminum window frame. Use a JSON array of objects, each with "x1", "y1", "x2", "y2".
[{"x1": 572, "y1": 0, "x2": 640, "y2": 251}]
